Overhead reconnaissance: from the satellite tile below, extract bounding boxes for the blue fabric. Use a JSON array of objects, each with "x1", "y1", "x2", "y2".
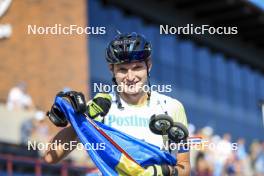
[{"x1": 55, "y1": 96, "x2": 176, "y2": 176}]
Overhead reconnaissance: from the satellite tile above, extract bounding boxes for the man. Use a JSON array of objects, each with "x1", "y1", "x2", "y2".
[
  {"x1": 20, "y1": 110, "x2": 46, "y2": 144},
  {"x1": 44, "y1": 32, "x2": 190, "y2": 176},
  {"x1": 7, "y1": 82, "x2": 34, "y2": 111}
]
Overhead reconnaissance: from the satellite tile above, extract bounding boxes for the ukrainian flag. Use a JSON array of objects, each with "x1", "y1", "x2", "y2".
[{"x1": 55, "y1": 96, "x2": 176, "y2": 176}]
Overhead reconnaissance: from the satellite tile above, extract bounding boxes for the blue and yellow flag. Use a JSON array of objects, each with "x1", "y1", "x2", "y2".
[{"x1": 55, "y1": 96, "x2": 176, "y2": 176}]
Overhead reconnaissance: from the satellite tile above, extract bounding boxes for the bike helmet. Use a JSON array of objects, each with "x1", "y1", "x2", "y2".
[{"x1": 106, "y1": 32, "x2": 152, "y2": 64}]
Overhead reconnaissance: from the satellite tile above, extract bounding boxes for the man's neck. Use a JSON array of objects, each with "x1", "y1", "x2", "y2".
[{"x1": 120, "y1": 92, "x2": 148, "y2": 106}]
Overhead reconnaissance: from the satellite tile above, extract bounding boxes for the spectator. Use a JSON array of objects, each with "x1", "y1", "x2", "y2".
[
  {"x1": 235, "y1": 138, "x2": 253, "y2": 176},
  {"x1": 6, "y1": 82, "x2": 34, "y2": 111},
  {"x1": 223, "y1": 151, "x2": 242, "y2": 176},
  {"x1": 250, "y1": 140, "x2": 262, "y2": 171},
  {"x1": 236, "y1": 138, "x2": 247, "y2": 160},
  {"x1": 213, "y1": 133, "x2": 233, "y2": 176},
  {"x1": 254, "y1": 141, "x2": 264, "y2": 176},
  {"x1": 20, "y1": 110, "x2": 46, "y2": 145},
  {"x1": 190, "y1": 127, "x2": 262, "y2": 176},
  {"x1": 193, "y1": 152, "x2": 213, "y2": 176}
]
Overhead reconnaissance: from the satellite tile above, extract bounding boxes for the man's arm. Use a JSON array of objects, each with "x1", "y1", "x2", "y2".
[
  {"x1": 171, "y1": 101, "x2": 190, "y2": 175},
  {"x1": 44, "y1": 91, "x2": 112, "y2": 164},
  {"x1": 174, "y1": 152, "x2": 191, "y2": 176},
  {"x1": 43, "y1": 126, "x2": 78, "y2": 164}
]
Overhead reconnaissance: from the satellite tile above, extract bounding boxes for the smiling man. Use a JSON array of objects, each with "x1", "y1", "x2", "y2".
[{"x1": 44, "y1": 32, "x2": 190, "y2": 176}]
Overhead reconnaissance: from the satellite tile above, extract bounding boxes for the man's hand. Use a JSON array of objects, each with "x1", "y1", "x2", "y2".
[
  {"x1": 86, "y1": 93, "x2": 112, "y2": 119},
  {"x1": 144, "y1": 164, "x2": 178, "y2": 176},
  {"x1": 57, "y1": 91, "x2": 87, "y2": 113},
  {"x1": 47, "y1": 91, "x2": 87, "y2": 127},
  {"x1": 47, "y1": 91, "x2": 112, "y2": 126},
  {"x1": 47, "y1": 104, "x2": 68, "y2": 127}
]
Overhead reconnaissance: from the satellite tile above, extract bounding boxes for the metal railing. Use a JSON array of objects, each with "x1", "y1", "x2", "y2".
[{"x1": 0, "y1": 154, "x2": 97, "y2": 176}]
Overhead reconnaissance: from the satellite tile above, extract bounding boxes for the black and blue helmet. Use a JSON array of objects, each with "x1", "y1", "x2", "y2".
[{"x1": 106, "y1": 32, "x2": 152, "y2": 64}]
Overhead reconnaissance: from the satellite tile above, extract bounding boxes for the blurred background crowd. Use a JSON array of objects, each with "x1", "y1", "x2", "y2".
[
  {"x1": 189, "y1": 125, "x2": 264, "y2": 176},
  {"x1": 0, "y1": 0, "x2": 264, "y2": 175}
]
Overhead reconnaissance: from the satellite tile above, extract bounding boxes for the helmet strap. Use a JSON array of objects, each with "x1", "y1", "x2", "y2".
[
  {"x1": 112, "y1": 77, "x2": 124, "y2": 110},
  {"x1": 145, "y1": 60, "x2": 151, "y2": 102}
]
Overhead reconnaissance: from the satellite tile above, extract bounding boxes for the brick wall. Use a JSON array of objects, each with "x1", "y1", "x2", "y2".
[{"x1": 0, "y1": 0, "x2": 89, "y2": 110}]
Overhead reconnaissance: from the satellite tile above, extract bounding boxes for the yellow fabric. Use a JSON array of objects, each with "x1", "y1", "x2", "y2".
[
  {"x1": 115, "y1": 154, "x2": 146, "y2": 176},
  {"x1": 116, "y1": 155, "x2": 166, "y2": 176}
]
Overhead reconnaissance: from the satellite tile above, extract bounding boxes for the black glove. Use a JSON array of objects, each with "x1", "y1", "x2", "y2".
[
  {"x1": 47, "y1": 91, "x2": 111, "y2": 127},
  {"x1": 57, "y1": 91, "x2": 87, "y2": 114},
  {"x1": 144, "y1": 164, "x2": 178, "y2": 176},
  {"x1": 47, "y1": 104, "x2": 68, "y2": 127},
  {"x1": 86, "y1": 93, "x2": 112, "y2": 119},
  {"x1": 47, "y1": 91, "x2": 86, "y2": 127}
]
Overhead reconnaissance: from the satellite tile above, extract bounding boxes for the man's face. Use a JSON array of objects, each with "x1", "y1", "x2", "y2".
[{"x1": 112, "y1": 61, "x2": 150, "y2": 95}]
